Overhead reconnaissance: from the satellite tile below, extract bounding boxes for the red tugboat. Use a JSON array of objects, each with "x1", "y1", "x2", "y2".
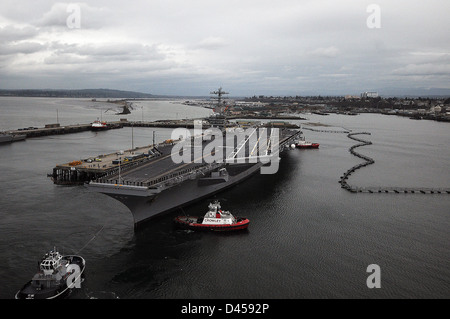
[
  {"x1": 91, "y1": 119, "x2": 107, "y2": 131},
  {"x1": 174, "y1": 201, "x2": 249, "y2": 231},
  {"x1": 295, "y1": 137, "x2": 319, "y2": 149}
]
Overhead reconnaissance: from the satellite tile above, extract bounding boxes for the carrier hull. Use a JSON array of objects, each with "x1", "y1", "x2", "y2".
[
  {"x1": 87, "y1": 122, "x2": 302, "y2": 229},
  {"x1": 89, "y1": 162, "x2": 263, "y2": 227}
]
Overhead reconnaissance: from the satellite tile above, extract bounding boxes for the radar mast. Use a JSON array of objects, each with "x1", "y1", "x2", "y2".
[
  {"x1": 210, "y1": 87, "x2": 229, "y2": 115},
  {"x1": 209, "y1": 87, "x2": 229, "y2": 130}
]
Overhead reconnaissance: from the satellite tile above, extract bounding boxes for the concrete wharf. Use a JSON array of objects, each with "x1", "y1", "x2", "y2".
[
  {"x1": 4, "y1": 116, "x2": 301, "y2": 140},
  {"x1": 51, "y1": 141, "x2": 170, "y2": 185},
  {"x1": 4, "y1": 119, "x2": 200, "y2": 139}
]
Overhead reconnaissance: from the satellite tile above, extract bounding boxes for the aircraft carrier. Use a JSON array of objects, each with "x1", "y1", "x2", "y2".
[{"x1": 86, "y1": 89, "x2": 302, "y2": 228}]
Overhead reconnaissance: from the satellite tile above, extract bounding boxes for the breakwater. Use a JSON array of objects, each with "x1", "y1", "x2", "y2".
[
  {"x1": 3, "y1": 120, "x2": 197, "y2": 139},
  {"x1": 339, "y1": 132, "x2": 450, "y2": 194},
  {"x1": 5, "y1": 122, "x2": 124, "y2": 138}
]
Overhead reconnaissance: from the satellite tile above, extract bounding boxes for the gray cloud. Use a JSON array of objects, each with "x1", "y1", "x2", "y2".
[
  {"x1": 393, "y1": 63, "x2": 450, "y2": 76},
  {"x1": 0, "y1": 0, "x2": 449, "y2": 95},
  {"x1": 308, "y1": 46, "x2": 340, "y2": 58},
  {"x1": 33, "y1": 2, "x2": 111, "y2": 29},
  {"x1": 0, "y1": 25, "x2": 38, "y2": 43},
  {"x1": 194, "y1": 37, "x2": 229, "y2": 50},
  {"x1": 0, "y1": 41, "x2": 44, "y2": 55}
]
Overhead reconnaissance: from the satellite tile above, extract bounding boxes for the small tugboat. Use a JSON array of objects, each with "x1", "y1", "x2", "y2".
[
  {"x1": 295, "y1": 137, "x2": 319, "y2": 149},
  {"x1": 91, "y1": 119, "x2": 107, "y2": 130},
  {"x1": 15, "y1": 248, "x2": 85, "y2": 299},
  {"x1": 174, "y1": 201, "x2": 249, "y2": 231}
]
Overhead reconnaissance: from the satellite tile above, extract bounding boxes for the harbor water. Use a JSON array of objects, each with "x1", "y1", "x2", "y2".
[{"x1": 0, "y1": 97, "x2": 449, "y2": 299}]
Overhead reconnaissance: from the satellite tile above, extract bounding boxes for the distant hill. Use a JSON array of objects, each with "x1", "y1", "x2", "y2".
[{"x1": 0, "y1": 89, "x2": 154, "y2": 98}]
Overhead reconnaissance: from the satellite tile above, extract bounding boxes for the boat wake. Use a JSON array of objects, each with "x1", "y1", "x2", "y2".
[{"x1": 85, "y1": 290, "x2": 120, "y2": 299}]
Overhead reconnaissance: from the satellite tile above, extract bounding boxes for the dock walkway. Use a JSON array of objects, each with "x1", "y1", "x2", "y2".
[{"x1": 51, "y1": 141, "x2": 169, "y2": 185}]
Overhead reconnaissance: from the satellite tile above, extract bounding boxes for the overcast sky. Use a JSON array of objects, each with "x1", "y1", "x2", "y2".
[{"x1": 1, "y1": 0, "x2": 449, "y2": 96}]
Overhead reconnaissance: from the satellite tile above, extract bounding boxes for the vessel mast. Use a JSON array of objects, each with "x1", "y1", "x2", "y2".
[{"x1": 210, "y1": 87, "x2": 229, "y2": 115}]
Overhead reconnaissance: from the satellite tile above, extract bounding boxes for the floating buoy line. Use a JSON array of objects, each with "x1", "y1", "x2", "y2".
[
  {"x1": 338, "y1": 132, "x2": 450, "y2": 195},
  {"x1": 302, "y1": 126, "x2": 449, "y2": 194}
]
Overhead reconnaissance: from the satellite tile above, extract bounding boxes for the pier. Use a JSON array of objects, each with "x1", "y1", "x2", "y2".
[
  {"x1": 51, "y1": 140, "x2": 171, "y2": 185},
  {"x1": 3, "y1": 115, "x2": 302, "y2": 141},
  {"x1": 5, "y1": 119, "x2": 204, "y2": 138},
  {"x1": 5, "y1": 122, "x2": 124, "y2": 138},
  {"x1": 2, "y1": 119, "x2": 206, "y2": 141}
]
